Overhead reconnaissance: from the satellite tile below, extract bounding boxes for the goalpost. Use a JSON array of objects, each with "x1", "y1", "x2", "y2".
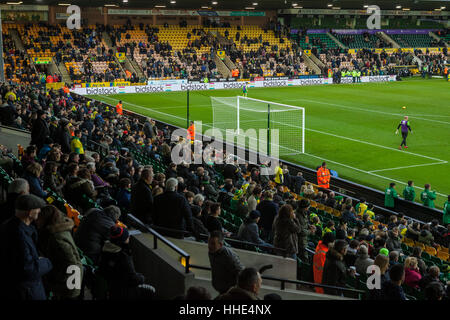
[{"x1": 210, "y1": 96, "x2": 305, "y2": 157}]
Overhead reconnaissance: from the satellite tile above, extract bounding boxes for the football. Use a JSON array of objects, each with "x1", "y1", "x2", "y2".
[{"x1": 402, "y1": 106, "x2": 407, "y2": 109}]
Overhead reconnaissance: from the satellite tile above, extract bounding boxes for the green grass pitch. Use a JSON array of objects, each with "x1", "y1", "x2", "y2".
[{"x1": 88, "y1": 78, "x2": 450, "y2": 209}]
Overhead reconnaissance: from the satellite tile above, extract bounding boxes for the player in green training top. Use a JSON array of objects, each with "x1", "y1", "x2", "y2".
[
  {"x1": 402, "y1": 180, "x2": 416, "y2": 202},
  {"x1": 385, "y1": 182, "x2": 399, "y2": 209},
  {"x1": 242, "y1": 82, "x2": 248, "y2": 97},
  {"x1": 443, "y1": 195, "x2": 450, "y2": 225},
  {"x1": 420, "y1": 183, "x2": 436, "y2": 208}
]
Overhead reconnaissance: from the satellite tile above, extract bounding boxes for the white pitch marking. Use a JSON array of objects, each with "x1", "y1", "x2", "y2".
[{"x1": 368, "y1": 161, "x2": 448, "y2": 173}]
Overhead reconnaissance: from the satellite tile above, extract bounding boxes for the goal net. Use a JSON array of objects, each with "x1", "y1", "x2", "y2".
[{"x1": 210, "y1": 96, "x2": 305, "y2": 157}]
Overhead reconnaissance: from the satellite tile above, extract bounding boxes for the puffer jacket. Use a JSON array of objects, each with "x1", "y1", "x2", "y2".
[
  {"x1": 354, "y1": 253, "x2": 374, "y2": 276},
  {"x1": 38, "y1": 217, "x2": 83, "y2": 299},
  {"x1": 74, "y1": 208, "x2": 117, "y2": 264}
]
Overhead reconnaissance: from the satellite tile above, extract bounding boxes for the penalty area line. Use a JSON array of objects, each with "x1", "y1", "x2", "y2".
[{"x1": 368, "y1": 161, "x2": 448, "y2": 173}]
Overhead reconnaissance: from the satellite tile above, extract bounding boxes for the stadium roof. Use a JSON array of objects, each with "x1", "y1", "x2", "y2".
[{"x1": 12, "y1": 0, "x2": 450, "y2": 11}]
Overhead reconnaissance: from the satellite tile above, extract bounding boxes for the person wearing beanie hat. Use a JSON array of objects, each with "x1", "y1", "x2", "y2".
[
  {"x1": 237, "y1": 210, "x2": 271, "y2": 248},
  {"x1": 379, "y1": 247, "x2": 389, "y2": 257},
  {"x1": 110, "y1": 225, "x2": 130, "y2": 245},
  {"x1": 0, "y1": 194, "x2": 53, "y2": 300},
  {"x1": 98, "y1": 225, "x2": 155, "y2": 300}
]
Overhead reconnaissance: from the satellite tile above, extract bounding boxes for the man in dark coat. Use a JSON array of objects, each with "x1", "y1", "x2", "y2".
[
  {"x1": 153, "y1": 178, "x2": 197, "y2": 239},
  {"x1": 216, "y1": 267, "x2": 261, "y2": 300},
  {"x1": 57, "y1": 118, "x2": 72, "y2": 154},
  {"x1": 130, "y1": 168, "x2": 154, "y2": 225},
  {"x1": 31, "y1": 109, "x2": 50, "y2": 150},
  {"x1": 208, "y1": 231, "x2": 244, "y2": 295},
  {"x1": 74, "y1": 205, "x2": 121, "y2": 264},
  {"x1": 322, "y1": 239, "x2": 353, "y2": 296},
  {"x1": 256, "y1": 191, "x2": 279, "y2": 243},
  {"x1": 0, "y1": 194, "x2": 53, "y2": 300}
]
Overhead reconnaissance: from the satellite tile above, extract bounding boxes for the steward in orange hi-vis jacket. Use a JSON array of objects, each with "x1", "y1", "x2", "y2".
[
  {"x1": 187, "y1": 121, "x2": 195, "y2": 144},
  {"x1": 317, "y1": 162, "x2": 330, "y2": 189}
]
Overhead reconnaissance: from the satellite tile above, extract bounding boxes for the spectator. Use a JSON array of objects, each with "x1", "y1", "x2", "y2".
[
  {"x1": 31, "y1": 109, "x2": 49, "y2": 150},
  {"x1": 367, "y1": 254, "x2": 390, "y2": 300},
  {"x1": 24, "y1": 162, "x2": 47, "y2": 199},
  {"x1": 216, "y1": 267, "x2": 262, "y2": 300},
  {"x1": 0, "y1": 194, "x2": 53, "y2": 300},
  {"x1": 418, "y1": 265, "x2": 442, "y2": 291},
  {"x1": 296, "y1": 199, "x2": 315, "y2": 262},
  {"x1": 403, "y1": 256, "x2": 422, "y2": 289},
  {"x1": 355, "y1": 245, "x2": 374, "y2": 275},
  {"x1": 344, "y1": 239, "x2": 360, "y2": 267},
  {"x1": 35, "y1": 205, "x2": 83, "y2": 300},
  {"x1": 205, "y1": 202, "x2": 225, "y2": 234},
  {"x1": 322, "y1": 239, "x2": 354, "y2": 296},
  {"x1": 424, "y1": 282, "x2": 446, "y2": 301},
  {"x1": 153, "y1": 178, "x2": 197, "y2": 239},
  {"x1": 74, "y1": 205, "x2": 122, "y2": 264},
  {"x1": 256, "y1": 190, "x2": 278, "y2": 242},
  {"x1": 389, "y1": 250, "x2": 400, "y2": 269},
  {"x1": 237, "y1": 210, "x2": 270, "y2": 247},
  {"x1": 208, "y1": 231, "x2": 244, "y2": 294},
  {"x1": 116, "y1": 178, "x2": 132, "y2": 211},
  {"x1": 272, "y1": 204, "x2": 301, "y2": 259},
  {"x1": 410, "y1": 246, "x2": 427, "y2": 275},
  {"x1": 313, "y1": 231, "x2": 335, "y2": 294},
  {"x1": 386, "y1": 227, "x2": 403, "y2": 254},
  {"x1": 0, "y1": 178, "x2": 29, "y2": 224},
  {"x1": 247, "y1": 185, "x2": 262, "y2": 212},
  {"x1": 184, "y1": 286, "x2": 212, "y2": 300},
  {"x1": 130, "y1": 168, "x2": 154, "y2": 225},
  {"x1": 418, "y1": 224, "x2": 434, "y2": 246},
  {"x1": 98, "y1": 226, "x2": 155, "y2": 300},
  {"x1": 381, "y1": 263, "x2": 406, "y2": 300}
]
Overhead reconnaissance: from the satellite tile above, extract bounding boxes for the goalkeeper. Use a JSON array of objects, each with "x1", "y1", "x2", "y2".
[{"x1": 395, "y1": 116, "x2": 412, "y2": 149}]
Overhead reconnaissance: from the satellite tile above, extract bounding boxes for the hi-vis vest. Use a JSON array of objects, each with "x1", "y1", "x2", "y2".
[
  {"x1": 116, "y1": 103, "x2": 123, "y2": 115},
  {"x1": 187, "y1": 124, "x2": 195, "y2": 141}
]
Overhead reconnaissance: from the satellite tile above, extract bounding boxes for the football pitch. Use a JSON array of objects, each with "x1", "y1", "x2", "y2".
[{"x1": 88, "y1": 78, "x2": 450, "y2": 208}]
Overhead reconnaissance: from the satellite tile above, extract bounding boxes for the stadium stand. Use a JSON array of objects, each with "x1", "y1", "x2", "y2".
[
  {"x1": 0, "y1": 81, "x2": 449, "y2": 300},
  {"x1": 0, "y1": 3, "x2": 449, "y2": 303}
]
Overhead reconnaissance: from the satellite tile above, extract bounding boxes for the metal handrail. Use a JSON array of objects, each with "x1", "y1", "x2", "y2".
[
  {"x1": 188, "y1": 264, "x2": 365, "y2": 297},
  {"x1": 127, "y1": 214, "x2": 191, "y2": 274}
]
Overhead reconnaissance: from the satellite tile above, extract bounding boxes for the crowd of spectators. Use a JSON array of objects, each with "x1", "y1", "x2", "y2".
[{"x1": 3, "y1": 34, "x2": 39, "y2": 85}]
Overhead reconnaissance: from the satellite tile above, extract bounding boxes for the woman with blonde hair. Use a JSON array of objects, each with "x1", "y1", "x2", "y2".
[
  {"x1": 24, "y1": 162, "x2": 47, "y2": 198},
  {"x1": 404, "y1": 256, "x2": 422, "y2": 288}
]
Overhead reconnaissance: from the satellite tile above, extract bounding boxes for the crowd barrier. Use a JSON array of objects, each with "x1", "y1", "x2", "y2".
[{"x1": 71, "y1": 75, "x2": 397, "y2": 95}]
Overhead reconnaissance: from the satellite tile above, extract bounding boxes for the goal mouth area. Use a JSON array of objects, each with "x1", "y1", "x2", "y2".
[{"x1": 210, "y1": 96, "x2": 306, "y2": 156}]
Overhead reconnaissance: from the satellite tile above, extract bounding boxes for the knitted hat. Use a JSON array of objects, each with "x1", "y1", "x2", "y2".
[
  {"x1": 249, "y1": 210, "x2": 261, "y2": 220},
  {"x1": 110, "y1": 226, "x2": 129, "y2": 244},
  {"x1": 379, "y1": 248, "x2": 389, "y2": 257}
]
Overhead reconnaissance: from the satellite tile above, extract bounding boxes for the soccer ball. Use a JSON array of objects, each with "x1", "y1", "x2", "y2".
[{"x1": 402, "y1": 106, "x2": 406, "y2": 109}]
